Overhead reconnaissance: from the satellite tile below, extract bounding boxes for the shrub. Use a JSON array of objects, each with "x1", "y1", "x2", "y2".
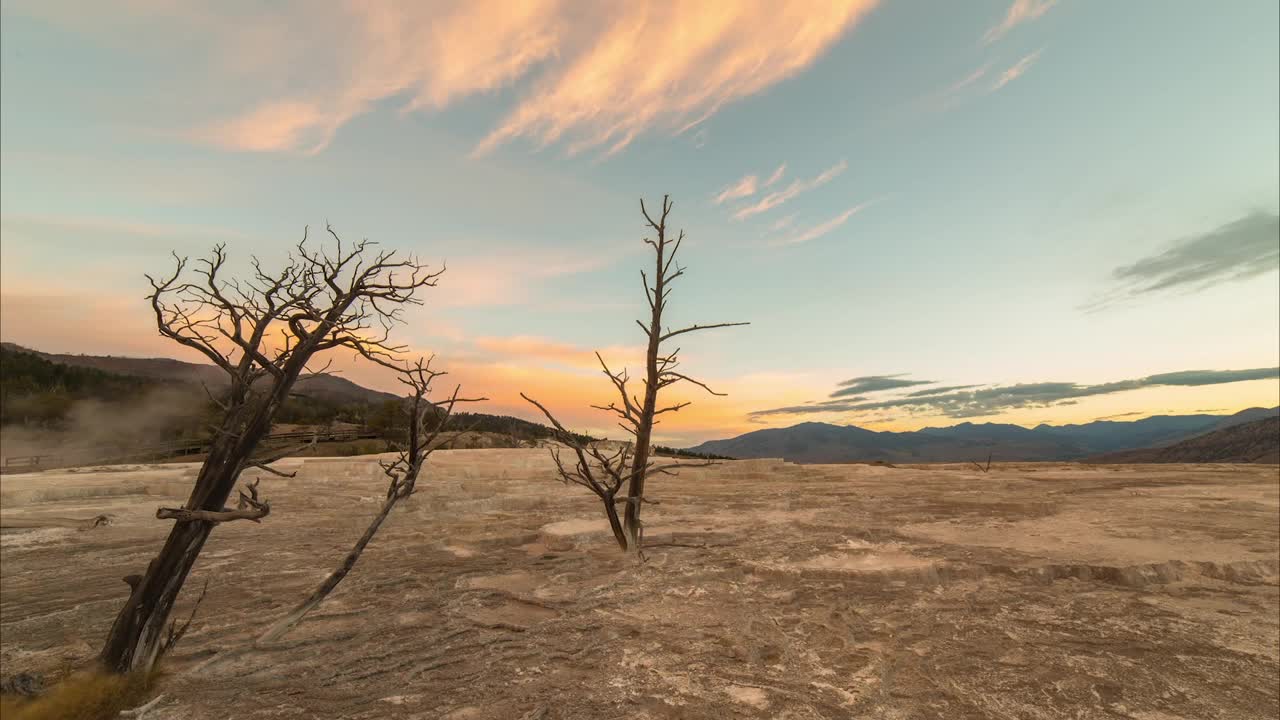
[{"x1": 0, "y1": 670, "x2": 157, "y2": 720}]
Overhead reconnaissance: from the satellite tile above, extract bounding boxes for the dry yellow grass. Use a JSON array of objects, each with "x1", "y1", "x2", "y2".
[{"x1": 0, "y1": 670, "x2": 156, "y2": 720}]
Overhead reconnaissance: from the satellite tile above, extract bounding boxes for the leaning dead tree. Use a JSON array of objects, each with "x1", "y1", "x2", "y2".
[
  {"x1": 523, "y1": 195, "x2": 746, "y2": 552},
  {"x1": 969, "y1": 450, "x2": 994, "y2": 473},
  {"x1": 100, "y1": 228, "x2": 441, "y2": 674},
  {"x1": 257, "y1": 357, "x2": 482, "y2": 643}
]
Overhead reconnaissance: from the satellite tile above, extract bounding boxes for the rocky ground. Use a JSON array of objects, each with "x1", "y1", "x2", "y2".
[{"x1": 1, "y1": 451, "x2": 1277, "y2": 719}]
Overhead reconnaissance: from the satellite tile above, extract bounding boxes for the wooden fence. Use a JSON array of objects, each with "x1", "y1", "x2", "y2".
[{"x1": 1, "y1": 428, "x2": 378, "y2": 473}]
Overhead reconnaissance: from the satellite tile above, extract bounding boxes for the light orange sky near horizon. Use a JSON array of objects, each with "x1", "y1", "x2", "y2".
[{"x1": 1, "y1": 278, "x2": 1275, "y2": 445}]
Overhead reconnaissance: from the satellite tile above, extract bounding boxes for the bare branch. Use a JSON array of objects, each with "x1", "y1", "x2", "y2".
[
  {"x1": 245, "y1": 462, "x2": 296, "y2": 478},
  {"x1": 653, "y1": 401, "x2": 692, "y2": 415},
  {"x1": 156, "y1": 479, "x2": 271, "y2": 524},
  {"x1": 659, "y1": 371, "x2": 726, "y2": 396},
  {"x1": 158, "y1": 579, "x2": 209, "y2": 660},
  {"x1": 120, "y1": 694, "x2": 167, "y2": 719},
  {"x1": 659, "y1": 321, "x2": 750, "y2": 343}
]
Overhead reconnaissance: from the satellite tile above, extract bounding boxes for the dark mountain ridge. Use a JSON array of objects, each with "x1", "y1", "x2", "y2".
[
  {"x1": 1087, "y1": 416, "x2": 1279, "y2": 464},
  {"x1": 1, "y1": 342, "x2": 401, "y2": 406},
  {"x1": 0, "y1": 343, "x2": 590, "y2": 448},
  {"x1": 689, "y1": 407, "x2": 1280, "y2": 463}
]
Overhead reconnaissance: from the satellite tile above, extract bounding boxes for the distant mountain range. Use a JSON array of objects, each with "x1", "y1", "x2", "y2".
[
  {"x1": 0, "y1": 343, "x2": 590, "y2": 446},
  {"x1": 0, "y1": 342, "x2": 401, "y2": 406},
  {"x1": 687, "y1": 407, "x2": 1280, "y2": 464},
  {"x1": 6, "y1": 342, "x2": 1277, "y2": 465},
  {"x1": 1087, "y1": 416, "x2": 1279, "y2": 464}
]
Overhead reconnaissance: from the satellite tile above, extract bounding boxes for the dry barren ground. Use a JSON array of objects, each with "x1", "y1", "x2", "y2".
[{"x1": 1, "y1": 450, "x2": 1277, "y2": 719}]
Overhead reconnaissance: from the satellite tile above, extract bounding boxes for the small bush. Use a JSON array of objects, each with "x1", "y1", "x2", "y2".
[
  {"x1": 0, "y1": 670, "x2": 157, "y2": 720},
  {"x1": 652, "y1": 445, "x2": 734, "y2": 461}
]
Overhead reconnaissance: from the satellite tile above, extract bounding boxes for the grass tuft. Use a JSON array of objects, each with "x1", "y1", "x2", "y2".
[{"x1": 0, "y1": 670, "x2": 158, "y2": 720}]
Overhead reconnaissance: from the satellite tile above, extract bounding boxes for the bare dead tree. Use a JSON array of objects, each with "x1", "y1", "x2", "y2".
[
  {"x1": 257, "y1": 358, "x2": 483, "y2": 643},
  {"x1": 521, "y1": 392, "x2": 635, "y2": 549},
  {"x1": 522, "y1": 195, "x2": 746, "y2": 552},
  {"x1": 100, "y1": 227, "x2": 441, "y2": 674},
  {"x1": 969, "y1": 449, "x2": 994, "y2": 473}
]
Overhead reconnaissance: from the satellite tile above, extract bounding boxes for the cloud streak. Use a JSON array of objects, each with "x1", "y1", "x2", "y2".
[
  {"x1": 990, "y1": 50, "x2": 1042, "y2": 91},
  {"x1": 173, "y1": 1, "x2": 881, "y2": 156},
  {"x1": 904, "y1": 384, "x2": 980, "y2": 398},
  {"x1": 752, "y1": 367, "x2": 1280, "y2": 419},
  {"x1": 769, "y1": 199, "x2": 880, "y2": 246},
  {"x1": 830, "y1": 374, "x2": 936, "y2": 398},
  {"x1": 734, "y1": 160, "x2": 848, "y2": 220},
  {"x1": 922, "y1": 50, "x2": 1038, "y2": 113},
  {"x1": 1086, "y1": 211, "x2": 1280, "y2": 311},
  {"x1": 983, "y1": 0, "x2": 1056, "y2": 45},
  {"x1": 713, "y1": 174, "x2": 759, "y2": 205},
  {"x1": 473, "y1": 335, "x2": 642, "y2": 370},
  {"x1": 946, "y1": 63, "x2": 993, "y2": 94}
]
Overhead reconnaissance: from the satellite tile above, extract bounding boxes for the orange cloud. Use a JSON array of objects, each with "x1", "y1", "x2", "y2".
[
  {"x1": 435, "y1": 245, "x2": 628, "y2": 307},
  {"x1": 983, "y1": 0, "x2": 1056, "y2": 45},
  {"x1": 174, "y1": 1, "x2": 881, "y2": 155},
  {"x1": 473, "y1": 335, "x2": 644, "y2": 371},
  {"x1": 198, "y1": 101, "x2": 338, "y2": 156},
  {"x1": 476, "y1": 1, "x2": 880, "y2": 156}
]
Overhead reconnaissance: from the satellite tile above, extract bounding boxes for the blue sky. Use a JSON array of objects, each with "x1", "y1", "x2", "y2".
[{"x1": 2, "y1": 0, "x2": 1277, "y2": 443}]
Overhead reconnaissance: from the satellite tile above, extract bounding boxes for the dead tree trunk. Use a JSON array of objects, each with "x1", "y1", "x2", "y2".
[
  {"x1": 100, "y1": 228, "x2": 442, "y2": 673},
  {"x1": 256, "y1": 491, "x2": 396, "y2": 644},
  {"x1": 257, "y1": 359, "x2": 481, "y2": 643},
  {"x1": 522, "y1": 195, "x2": 746, "y2": 554}
]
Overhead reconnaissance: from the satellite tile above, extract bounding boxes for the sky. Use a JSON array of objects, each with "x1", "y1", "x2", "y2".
[{"x1": 1, "y1": 0, "x2": 1278, "y2": 445}]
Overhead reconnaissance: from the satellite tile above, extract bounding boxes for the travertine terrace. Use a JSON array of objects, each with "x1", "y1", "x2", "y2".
[{"x1": 2, "y1": 450, "x2": 1277, "y2": 718}]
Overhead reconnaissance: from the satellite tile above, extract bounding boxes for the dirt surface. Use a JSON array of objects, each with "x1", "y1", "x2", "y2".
[{"x1": 1, "y1": 451, "x2": 1277, "y2": 719}]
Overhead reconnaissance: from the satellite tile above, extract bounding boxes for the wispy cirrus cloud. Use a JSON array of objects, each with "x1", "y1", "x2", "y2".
[
  {"x1": 1093, "y1": 411, "x2": 1145, "y2": 421},
  {"x1": 983, "y1": 0, "x2": 1056, "y2": 45},
  {"x1": 922, "y1": 50, "x2": 1039, "y2": 113},
  {"x1": 713, "y1": 174, "x2": 760, "y2": 205},
  {"x1": 990, "y1": 49, "x2": 1043, "y2": 91},
  {"x1": 768, "y1": 199, "x2": 880, "y2": 246},
  {"x1": 770, "y1": 214, "x2": 798, "y2": 232},
  {"x1": 947, "y1": 63, "x2": 993, "y2": 94},
  {"x1": 1085, "y1": 211, "x2": 1280, "y2": 311},
  {"x1": 904, "y1": 384, "x2": 980, "y2": 398},
  {"x1": 751, "y1": 367, "x2": 1280, "y2": 419},
  {"x1": 438, "y1": 244, "x2": 628, "y2": 307},
  {"x1": 713, "y1": 163, "x2": 788, "y2": 205},
  {"x1": 199, "y1": 101, "x2": 341, "y2": 155},
  {"x1": 140, "y1": 0, "x2": 882, "y2": 156},
  {"x1": 734, "y1": 160, "x2": 848, "y2": 220},
  {"x1": 917, "y1": 63, "x2": 990, "y2": 113}
]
